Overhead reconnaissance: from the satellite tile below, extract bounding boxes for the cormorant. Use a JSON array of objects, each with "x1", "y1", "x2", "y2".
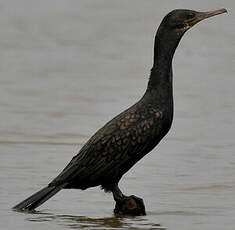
[{"x1": 13, "y1": 9, "x2": 227, "y2": 214}]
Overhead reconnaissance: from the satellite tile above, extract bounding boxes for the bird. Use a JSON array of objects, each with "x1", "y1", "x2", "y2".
[{"x1": 13, "y1": 8, "x2": 227, "y2": 213}]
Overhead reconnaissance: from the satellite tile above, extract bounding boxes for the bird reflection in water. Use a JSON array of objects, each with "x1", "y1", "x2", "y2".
[{"x1": 26, "y1": 211, "x2": 166, "y2": 229}]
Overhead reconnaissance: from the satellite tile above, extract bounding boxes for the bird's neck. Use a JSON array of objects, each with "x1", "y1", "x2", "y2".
[{"x1": 146, "y1": 28, "x2": 184, "y2": 97}]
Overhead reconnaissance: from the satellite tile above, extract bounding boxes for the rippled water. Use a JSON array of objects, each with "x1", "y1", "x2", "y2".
[{"x1": 1, "y1": 1, "x2": 235, "y2": 229}]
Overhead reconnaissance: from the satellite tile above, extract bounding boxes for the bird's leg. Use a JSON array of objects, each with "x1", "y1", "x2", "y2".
[
  {"x1": 112, "y1": 184, "x2": 146, "y2": 216},
  {"x1": 112, "y1": 184, "x2": 127, "y2": 202}
]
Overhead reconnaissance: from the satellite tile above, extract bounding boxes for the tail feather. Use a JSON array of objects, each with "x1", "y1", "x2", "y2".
[{"x1": 13, "y1": 185, "x2": 63, "y2": 211}]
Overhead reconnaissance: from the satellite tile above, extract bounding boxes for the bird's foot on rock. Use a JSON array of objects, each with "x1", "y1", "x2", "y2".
[{"x1": 114, "y1": 195, "x2": 146, "y2": 216}]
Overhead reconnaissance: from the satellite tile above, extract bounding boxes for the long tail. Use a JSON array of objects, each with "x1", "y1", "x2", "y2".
[{"x1": 12, "y1": 185, "x2": 63, "y2": 211}]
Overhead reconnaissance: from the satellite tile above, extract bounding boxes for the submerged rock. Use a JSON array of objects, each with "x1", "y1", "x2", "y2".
[{"x1": 114, "y1": 195, "x2": 146, "y2": 216}]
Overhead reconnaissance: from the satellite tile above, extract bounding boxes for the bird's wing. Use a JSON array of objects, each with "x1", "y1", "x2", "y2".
[{"x1": 50, "y1": 104, "x2": 162, "y2": 187}]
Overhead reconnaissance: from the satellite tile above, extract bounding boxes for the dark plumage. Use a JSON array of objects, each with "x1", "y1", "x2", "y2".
[{"x1": 13, "y1": 8, "x2": 227, "y2": 213}]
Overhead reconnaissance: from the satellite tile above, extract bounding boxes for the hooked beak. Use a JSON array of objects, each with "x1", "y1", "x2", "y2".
[{"x1": 188, "y1": 8, "x2": 227, "y2": 27}]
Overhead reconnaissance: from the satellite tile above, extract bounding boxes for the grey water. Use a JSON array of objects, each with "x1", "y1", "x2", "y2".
[{"x1": 0, "y1": 0, "x2": 235, "y2": 229}]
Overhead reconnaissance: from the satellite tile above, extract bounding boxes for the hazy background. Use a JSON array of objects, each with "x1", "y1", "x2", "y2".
[{"x1": 0, "y1": 0, "x2": 234, "y2": 229}]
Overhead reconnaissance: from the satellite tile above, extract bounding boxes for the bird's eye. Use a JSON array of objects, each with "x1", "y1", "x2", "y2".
[
  {"x1": 185, "y1": 12, "x2": 195, "y2": 20},
  {"x1": 176, "y1": 24, "x2": 183, "y2": 28},
  {"x1": 174, "y1": 23, "x2": 185, "y2": 30}
]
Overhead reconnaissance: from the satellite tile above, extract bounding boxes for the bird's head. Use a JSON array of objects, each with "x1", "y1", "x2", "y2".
[
  {"x1": 160, "y1": 8, "x2": 227, "y2": 35},
  {"x1": 152, "y1": 8, "x2": 227, "y2": 69}
]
